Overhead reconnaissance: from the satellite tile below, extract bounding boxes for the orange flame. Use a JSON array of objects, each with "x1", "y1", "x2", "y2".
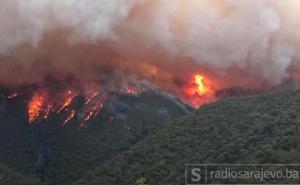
[
  {"x1": 63, "y1": 109, "x2": 76, "y2": 125},
  {"x1": 80, "y1": 103, "x2": 103, "y2": 128},
  {"x1": 194, "y1": 74, "x2": 207, "y2": 95},
  {"x1": 27, "y1": 85, "x2": 106, "y2": 127},
  {"x1": 28, "y1": 93, "x2": 44, "y2": 124},
  {"x1": 58, "y1": 90, "x2": 75, "y2": 113},
  {"x1": 183, "y1": 73, "x2": 215, "y2": 108},
  {"x1": 85, "y1": 91, "x2": 99, "y2": 105},
  {"x1": 126, "y1": 86, "x2": 139, "y2": 95}
]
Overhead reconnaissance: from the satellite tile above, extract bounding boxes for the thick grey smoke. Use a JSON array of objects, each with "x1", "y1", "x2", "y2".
[
  {"x1": 0, "y1": 0, "x2": 300, "y2": 86},
  {"x1": 0, "y1": 0, "x2": 141, "y2": 54},
  {"x1": 182, "y1": 0, "x2": 299, "y2": 85}
]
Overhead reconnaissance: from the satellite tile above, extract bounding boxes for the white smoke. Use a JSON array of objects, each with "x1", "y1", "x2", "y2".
[
  {"x1": 0, "y1": 0, "x2": 300, "y2": 85},
  {"x1": 0, "y1": 0, "x2": 141, "y2": 54},
  {"x1": 183, "y1": 0, "x2": 285, "y2": 83}
]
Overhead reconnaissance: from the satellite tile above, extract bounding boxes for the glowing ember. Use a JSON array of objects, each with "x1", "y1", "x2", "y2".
[
  {"x1": 43, "y1": 104, "x2": 54, "y2": 119},
  {"x1": 7, "y1": 92, "x2": 20, "y2": 99},
  {"x1": 58, "y1": 90, "x2": 75, "y2": 113},
  {"x1": 126, "y1": 86, "x2": 139, "y2": 95},
  {"x1": 28, "y1": 93, "x2": 44, "y2": 124},
  {"x1": 0, "y1": 92, "x2": 20, "y2": 99},
  {"x1": 63, "y1": 109, "x2": 76, "y2": 125},
  {"x1": 80, "y1": 103, "x2": 103, "y2": 128},
  {"x1": 85, "y1": 91, "x2": 99, "y2": 105}
]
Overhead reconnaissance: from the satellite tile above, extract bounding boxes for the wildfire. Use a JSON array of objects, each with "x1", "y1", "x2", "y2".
[
  {"x1": 24, "y1": 73, "x2": 214, "y2": 127},
  {"x1": 126, "y1": 86, "x2": 139, "y2": 95},
  {"x1": 7, "y1": 92, "x2": 20, "y2": 99},
  {"x1": 26, "y1": 83, "x2": 107, "y2": 127},
  {"x1": 43, "y1": 104, "x2": 54, "y2": 119},
  {"x1": 28, "y1": 93, "x2": 44, "y2": 124},
  {"x1": 85, "y1": 90, "x2": 99, "y2": 105},
  {"x1": 58, "y1": 90, "x2": 75, "y2": 113},
  {"x1": 80, "y1": 103, "x2": 103, "y2": 128},
  {"x1": 63, "y1": 109, "x2": 76, "y2": 125},
  {"x1": 194, "y1": 74, "x2": 206, "y2": 95},
  {"x1": 0, "y1": 92, "x2": 20, "y2": 99},
  {"x1": 27, "y1": 90, "x2": 77, "y2": 125},
  {"x1": 183, "y1": 73, "x2": 215, "y2": 108}
]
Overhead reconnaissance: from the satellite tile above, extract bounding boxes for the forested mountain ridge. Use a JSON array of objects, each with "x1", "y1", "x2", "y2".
[{"x1": 74, "y1": 89, "x2": 300, "y2": 185}]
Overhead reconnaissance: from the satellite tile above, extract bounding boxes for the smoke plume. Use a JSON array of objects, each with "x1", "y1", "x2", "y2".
[{"x1": 1, "y1": 0, "x2": 300, "y2": 106}]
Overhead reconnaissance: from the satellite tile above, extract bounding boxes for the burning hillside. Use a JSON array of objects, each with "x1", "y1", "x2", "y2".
[
  {"x1": 0, "y1": 0, "x2": 300, "y2": 117},
  {"x1": 1, "y1": 71, "x2": 213, "y2": 127},
  {"x1": 23, "y1": 83, "x2": 135, "y2": 127},
  {"x1": 0, "y1": 84, "x2": 191, "y2": 185},
  {"x1": 1, "y1": 1, "x2": 300, "y2": 185}
]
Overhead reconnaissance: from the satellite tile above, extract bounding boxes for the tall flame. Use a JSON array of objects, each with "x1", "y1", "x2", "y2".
[
  {"x1": 194, "y1": 74, "x2": 207, "y2": 95},
  {"x1": 183, "y1": 73, "x2": 215, "y2": 108},
  {"x1": 58, "y1": 90, "x2": 75, "y2": 113},
  {"x1": 25, "y1": 74, "x2": 214, "y2": 127},
  {"x1": 28, "y1": 93, "x2": 44, "y2": 124}
]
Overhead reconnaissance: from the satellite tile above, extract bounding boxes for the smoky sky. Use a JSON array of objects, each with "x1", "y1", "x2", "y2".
[{"x1": 0, "y1": 0, "x2": 300, "y2": 89}]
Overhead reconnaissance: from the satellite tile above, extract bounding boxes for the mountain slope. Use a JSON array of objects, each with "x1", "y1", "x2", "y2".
[
  {"x1": 74, "y1": 89, "x2": 300, "y2": 185},
  {"x1": 0, "y1": 92, "x2": 190, "y2": 185},
  {"x1": 0, "y1": 163, "x2": 40, "y2": 185}
]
